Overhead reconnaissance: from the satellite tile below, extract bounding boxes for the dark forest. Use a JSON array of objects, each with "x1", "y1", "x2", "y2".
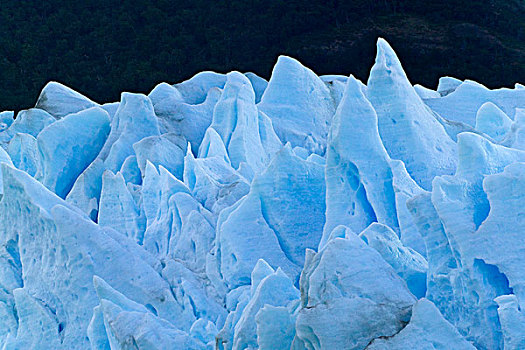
[{"x1": 1, "y1": 0, "x2": 524, "y2": 110}]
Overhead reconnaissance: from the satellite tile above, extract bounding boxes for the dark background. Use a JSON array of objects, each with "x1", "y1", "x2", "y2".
[{"x1": 1, "y1": 0, "x2": 524, "y2": 111}]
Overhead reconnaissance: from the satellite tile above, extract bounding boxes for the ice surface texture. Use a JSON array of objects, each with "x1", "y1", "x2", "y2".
[{"x1": 0, "y1": 38, "x2": 524, "y2": 349}]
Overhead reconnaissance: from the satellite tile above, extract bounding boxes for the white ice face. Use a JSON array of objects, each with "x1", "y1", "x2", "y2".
[{"x1": 0, "y1": 37, "x2": 523, "y2": 349}]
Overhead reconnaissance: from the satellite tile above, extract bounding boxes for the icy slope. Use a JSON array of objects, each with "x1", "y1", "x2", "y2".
[{"x1": 0, "y1": 38, "x2": 524, "y2": 349}]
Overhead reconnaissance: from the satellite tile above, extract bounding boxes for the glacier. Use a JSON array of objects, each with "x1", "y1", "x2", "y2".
[{"x1": 0, "y1": 38, "x2": 524, "y2": 349}]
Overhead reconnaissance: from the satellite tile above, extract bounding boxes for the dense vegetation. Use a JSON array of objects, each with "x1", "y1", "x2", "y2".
[{"x1": 1, "y1": 0, "x2": 524, "y2": 111}]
